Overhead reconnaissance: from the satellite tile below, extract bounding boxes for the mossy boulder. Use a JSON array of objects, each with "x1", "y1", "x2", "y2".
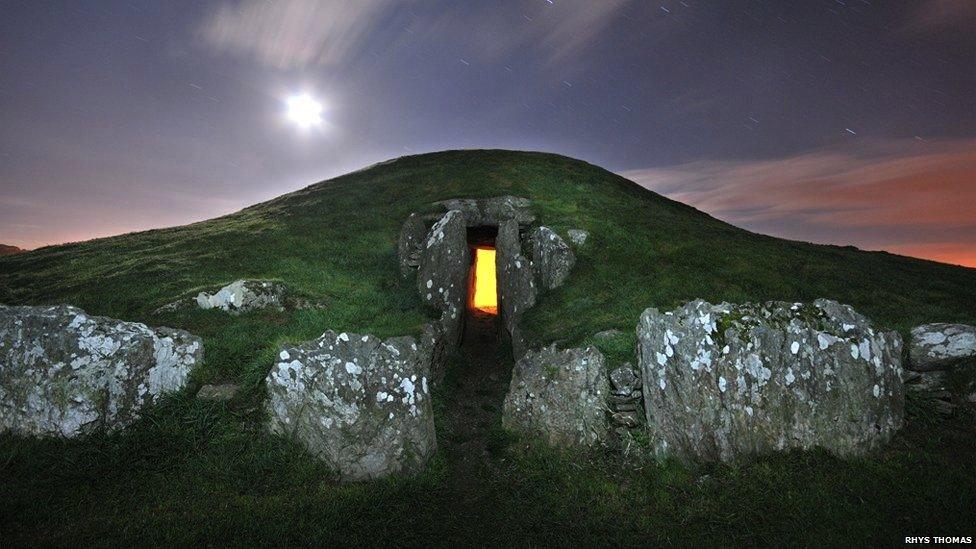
[
  {"x1": 266, "y1": 330, "x2": 436, "y2": 481},
  {"x1": 0, "y1": 304, "x2": 201, "y2": 437},
  {"x1": 502, "y1": 345, "x2": 608, "y2": 447},
  {"x1": 909, "y1": 323, "x2": 976, "y2": 371},
  {"x1": 637, "y1": 299, "x2": 904, "y2": 462}
]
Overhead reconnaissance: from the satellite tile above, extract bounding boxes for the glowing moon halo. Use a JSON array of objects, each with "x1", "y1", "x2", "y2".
[{"x1": 285, "y1": 93, "x2": 323, "y2": 129}]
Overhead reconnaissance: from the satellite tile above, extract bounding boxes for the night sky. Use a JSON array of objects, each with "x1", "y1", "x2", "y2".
[{"x1": 1, "y1": 1, "x2": 973, "y2": 265}]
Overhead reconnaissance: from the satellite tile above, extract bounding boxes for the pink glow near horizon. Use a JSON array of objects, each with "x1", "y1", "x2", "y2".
[{"x1": 623, "y1": 139, "x2": 976, "y2": 269}]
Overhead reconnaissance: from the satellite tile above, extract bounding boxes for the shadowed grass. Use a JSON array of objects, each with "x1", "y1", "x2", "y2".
[{"x1": 0, "y1": 390, "x2": 971, "y2": 546}]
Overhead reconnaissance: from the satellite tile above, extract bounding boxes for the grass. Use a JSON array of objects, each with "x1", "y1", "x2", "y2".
[
  {"x1": 0, "y1": 385, "x2": 972, "y2": 546},
  {"x1": 1, "y1": 149, "x2": 975, "y2": 545}
]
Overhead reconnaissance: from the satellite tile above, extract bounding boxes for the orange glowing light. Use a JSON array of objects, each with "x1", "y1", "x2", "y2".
[{"x1": 471, "y1": 247, "x2": 498, "y2": 314}]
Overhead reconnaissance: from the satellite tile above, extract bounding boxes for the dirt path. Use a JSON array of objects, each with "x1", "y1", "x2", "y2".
[{"x1": 439, "y1": 309, "x2": 513, "y2": 474}]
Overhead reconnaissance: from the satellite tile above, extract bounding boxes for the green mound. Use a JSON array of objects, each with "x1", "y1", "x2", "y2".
[
  {"x1": 1, "y1": 149, "x2": 974, "y2": 544},
  {"x1": 2, "y1": 149, "x2": 974, "y2": 377}
]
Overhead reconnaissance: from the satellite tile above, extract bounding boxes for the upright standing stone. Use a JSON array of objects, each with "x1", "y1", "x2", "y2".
[
  {"x1": 416, "y1": 210, "x2": 470, "y2": 346},
  {"x1": 636, "y1": 299, "x2": 904, "y2": 462},
  {"x1": 396, "y1": 213, "x2": 428, "y2": 277},
  {"x1": 527, "y1": 226, "x2": 575, "y2": 290},
  {"x1": 266, "y1": 330, "x2": 436, "y2": 481},
  {"x1": 496, "y1": 219, "x2": 537, "y2": 358},
  {"x1": 502, "y1": 345, "x2": 608, "y2": 447}
]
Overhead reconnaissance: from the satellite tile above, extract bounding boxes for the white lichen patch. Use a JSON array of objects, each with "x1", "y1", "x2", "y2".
[{"x1": 818, "y1": 333, "x2": 838, "y2": 350}]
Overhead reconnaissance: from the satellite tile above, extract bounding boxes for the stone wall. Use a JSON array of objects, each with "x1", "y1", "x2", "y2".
[
  {"x1": 608, "y1": 363, "x2": 643, "y2": 430},
  {"x1": 525, "y1": 226, "x2": 575, "y2": 291}
]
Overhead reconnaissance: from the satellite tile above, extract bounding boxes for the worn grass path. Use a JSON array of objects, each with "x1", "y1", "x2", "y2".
[{"x1": 442, "y1": 310, "x2": 511, "y2": 471}]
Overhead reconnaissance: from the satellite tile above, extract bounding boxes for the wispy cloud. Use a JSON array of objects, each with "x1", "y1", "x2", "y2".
[
  {"x1": 622, "y1": 139, "x2": 976, "y2": 267},
  {"x1": 197, "y1": 0, "x2": 631, "y2": 70},
  {"x1": 454, "y1": 1, "x2": 630, "y2": 66},
  {"x1": 199, "y1": 0, "x2": 399, "y2": 69},
  {"x1": 899, "y1": 0, "x2": 975, "y2": 37}
]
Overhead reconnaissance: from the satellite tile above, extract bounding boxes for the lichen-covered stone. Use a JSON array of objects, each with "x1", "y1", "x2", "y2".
[
  {"x1": 266, "y1": 330, "x2": 436, "y2": 481},
  {"x1": 417, "y1": 210, "x2": 469, "y2": 346},
  {"x1": 567, "y1": 229, "x2": 589, "y2": 246},
  {"x1": 502, "y1": 345, "x2": 608, "y2": 447},
  {"x1": 909, "y1": 323, "x2": 976, "y2": 371},
  {"x1": 496, "y1": 219, "x2": 537, "y2": 358},
  {"x1": 612, "y1": 411, "x2": 640, "y2": 428},
  {"x1": 396, "y1": 212, "x2": 427, "y2": 277},
  {"x1": 637, "y1": 299, "x2": 904, "y2": 462},
  {"x1": 197, "y1": 383, "x2": 239, "y2": 401},
  {"x1": 433, "y1": 195, "x2": 534, "y2": 227},
  {"x1": 527, "y1": 226, "x2": 575, "y2": 290},
  {"x1": 0, "y1": 304, "x2": 201, "y2": 437},
  {"x1": 905, "y1": 370, "x2": 949, "y2": 395},
  {"x1": 193, "y1": 279, "x2": 287, "y2": 313},
  {"x1": 156, "y1": 280, "x2": 316, "y2": 315},
  {"x1": 610, "y1": 363, "x2": 639, "y2": 395},
  {"x1": 418, "y1": 318, "x2": 450, "y2": 386}
]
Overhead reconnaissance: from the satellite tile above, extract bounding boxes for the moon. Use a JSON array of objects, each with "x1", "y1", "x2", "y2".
[{"x1": 285, "y1": 93, "x2": 323, "y2": 129}]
